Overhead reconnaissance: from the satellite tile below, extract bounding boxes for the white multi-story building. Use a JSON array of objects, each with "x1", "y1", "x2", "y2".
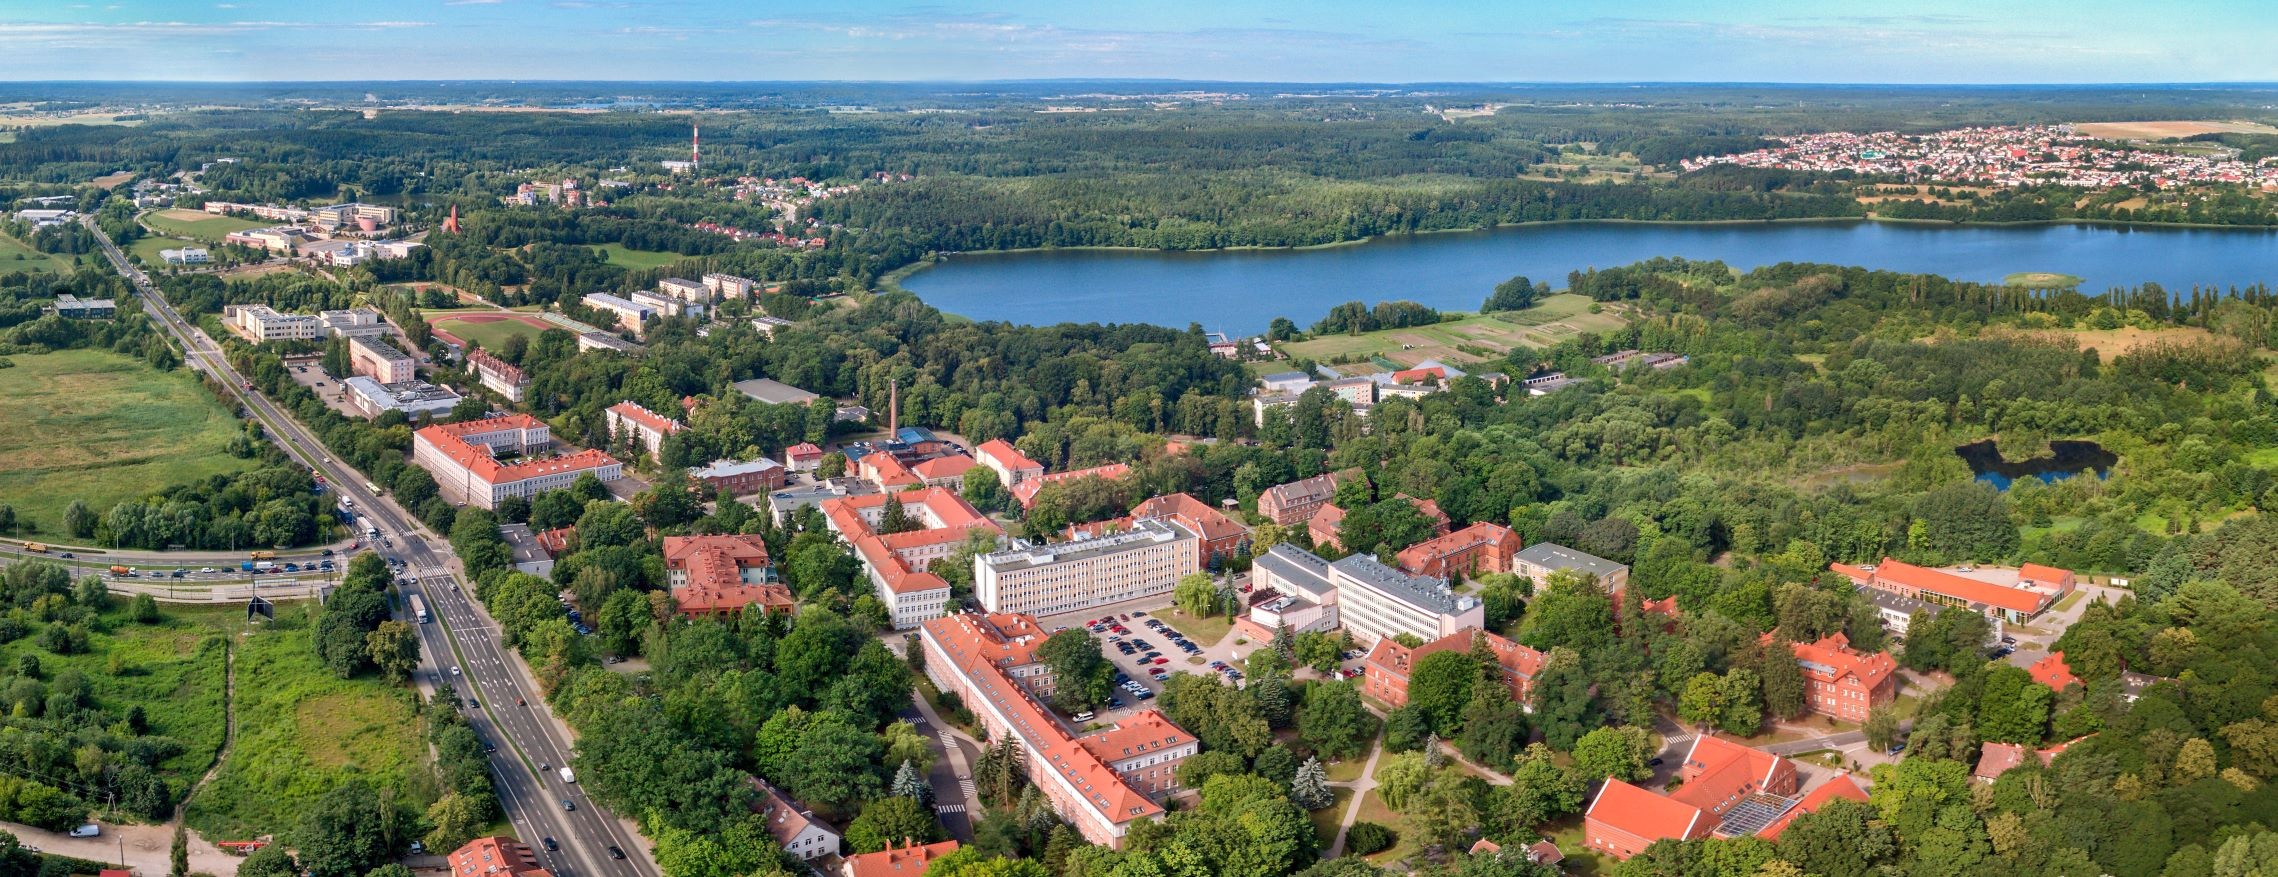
[
  {"x1": 319, "y1": 308, "x2": 389, "y2": 339},
  {"x1": 410, "y1": 414, "x2": 622, "y2": 509},
  {"x1": 605, "y1": 401, "x2": 684, "y2": 461},
  {"x1": 702, "y1": 272, "x2": 755, "y2": 299},
  {"x1": 1329, "y1": 554, "x2": 1484, "y2": 646},
  {"x1": 464, "y1": 348, "x2": 529, "y2": 402},
  {"x1": 342, "y1": 377, "x2": 461, "y2": 421},
  {"x1": 656, "y1": 277, "x2": 710, "y2": 303},
  {"x1": 629, "y1": 289, "x2": 705, "y2": 320},
  {"x1": 581, "y1": 293, "x2": 656, "y2": 335},
  {"x1": 223, "y1": 304, "x2": 322, "y2": 342},
  {"x1": 159, "y1": 247, "x2": 210, "y2": 265},
  {"x1": 974, "y1": 519, "x2": 1197, "y2": 618}
]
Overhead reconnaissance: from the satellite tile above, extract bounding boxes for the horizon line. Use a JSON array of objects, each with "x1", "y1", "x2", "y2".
[{"x1": 5, "y1": 78, "x2": 2278, "y2": 89}]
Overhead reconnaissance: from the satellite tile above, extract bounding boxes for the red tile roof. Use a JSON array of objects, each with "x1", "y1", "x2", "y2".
[
  {"x1": 820, "y1": 487, "x2": 999, "y2": 596},
  {"x1": 662, "y1": 535, "x2": 792, "y2": 615},
  {"x1": 1075, "y1": 711, "x2": 1193, "y2": 765},
  {"x1": 1851, "y1": 558, "x2": 2051, "y2": 614},
  {"x1": 923, "y1": 613, "x2": 1176, "y2": 826},
  {"x1": 1973, "y1": 742, "x2": 2029, "y2": 781},
  {"x1": 607, "y1": 400, "x2": 685, "y2": 435},
  {"x1": 976, "y1": 439, "x2": 1042, "y2": 474},
  {"x1": 747, "y1": 776, "x2": 834, "y2": 850},
  {"x1": 448, "y1": 837, "x2": 552, "y2": 877},
  {"x1": 1589, "y1": 778, "x2": 1706, "y2": 842},
  {"x1": 1390, "y1": 366, "x2": 1447, "y2": 384},
  {"x1": 1781, "y1": 631, "x2": 1897, "y2": 692},
  {"x1": 1395, "y1": 521, "x2": 1522, "y2": 574},
  {"x1": 414, "y1": 415, "x2": 619, "y2": 486},
  {"x1": 845, "y1": 840, "x2": 961, "y2": 877},
  {"x1": 786, "y1": 442, "x2": 824, "y2": 460},
  {"x1": 1131, "y1": 492, "x2": 1245, "y2": 544},
  {"x1": 1671, "y1": 735, "x2": 1795, "y2": 814},
  {"x1": 1758, "y1": 776, "x2": 1868, "y2": 840},
  {"x1": 862, "y1": 453, "x2": 922, "y2": 488},
  {"x1": 912, "y1": 454, "x2": 978, "y2": 481},
  {"x1": 465, "y1": 348, "x2": 527, "y2": 385},
  {"x1": 2029, "y1": 652, "x2": 2081, "y2": 690}
]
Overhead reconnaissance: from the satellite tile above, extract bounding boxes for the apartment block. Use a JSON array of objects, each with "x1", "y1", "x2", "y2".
[
  {"x1": 411, "y1": 414, "x2": 622, "y2": 509},
  {"x1": 1330, "y1": 554, "x2": 1483, "y2": 646},
  {"x1": 974, "y1": 519, "x2": 1197, "y2": 618},
  {"x1": 224, "y1": 304, "x2": 322, "y2": 342},
  {"x1": 349, "y1": 335, "x2": 417, "y2": 384}
]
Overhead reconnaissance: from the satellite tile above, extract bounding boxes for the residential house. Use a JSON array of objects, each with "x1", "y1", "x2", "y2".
[
  {"x1": 1512, "y1": 542, "x2": 1631, "y2": 594},
  {"x1": 749, "y1": 777, "x2": 840, "y2": 861}
]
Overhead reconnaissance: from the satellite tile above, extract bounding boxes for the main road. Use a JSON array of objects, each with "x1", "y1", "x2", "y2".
[{"x1": 86, "y1": 220, "x2": 658, "y2": 877}]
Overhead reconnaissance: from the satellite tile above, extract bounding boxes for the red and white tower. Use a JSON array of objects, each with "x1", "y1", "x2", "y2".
[{"x1": 691, "y1": 123, "x2": 700, "y2": 173}]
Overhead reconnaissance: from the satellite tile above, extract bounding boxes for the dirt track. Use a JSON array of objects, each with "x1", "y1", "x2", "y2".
[{"x1": 4, "y1": 819, "x2": 246, "y2": 876}]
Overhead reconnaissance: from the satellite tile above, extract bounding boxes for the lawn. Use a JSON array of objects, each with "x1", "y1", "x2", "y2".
[
  {"x1": 593, "y1": 243, "x2": 692, "y2": 270},
  {"x1": 1159, "y1": 608, "x2": 1234, "y2": 645},
  {"x1": 0, "y1": 230, "x2": 78, "y2": 275},
  {"x1": 0, "y1": 348, "x2": 256, "y2": 534},
  {"x1": 1278, "y1": 295, "x2": 1628, "y2": 368},
  {"x1": 1356, "y1": 788, "x2": 1419, "y2": 866},
  {"x1": 1541, "y1": 816, "x2": 1609, "y2": 877},
  {"x1": 0, "y1": 600, "x2": 233, "y2": 807},
  {"x1": 185, "y1": 603, "x2": 434, "y2": 840},
  {"x1": 1310, "y1": 787, "x2": 1356, "y2": 849},
  {"x1": 128, "y1": 234, "x2": 204, "y2": 267},
  {"x1": 425, "y1": 311, "x2": 555, "y2": 349},
  {"x1": 142, "y1": 208, "x2": 269, "y2": 243}
]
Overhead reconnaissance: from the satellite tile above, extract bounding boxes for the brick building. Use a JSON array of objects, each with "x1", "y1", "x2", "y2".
[
  {"x1": 1395, "y1": 522, "x2": 1523, "y2": 578},
  {"x1": 1362, "y1": 628, "x2": 1545, "y2": 706}
]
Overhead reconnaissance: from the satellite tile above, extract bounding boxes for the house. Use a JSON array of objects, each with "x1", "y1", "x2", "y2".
[
  {"x1": 1364, "y1": 628, "x2": 1545, "y2": 706},
  {"x1": 1584, "y1": 735, "x2": 1801, "y2": 859},
  {"x1": 1775, "y1": 631, "x2": 1897, "y2": 721},
  {"x1": 1395, "y1": 522, "x2": 1523, "y2": 578},
  {"x1": 447, "y1": 837, "x2": 553, "y2": 877},
  {"x1": 689, "y1": 457, "x2": 788, "y2": 496},
  {"x1": 749, "y1": 777, "x2": 840, "y2": 861},
  {"x1": 976, "y1": 438, "x2": 1045, "y2": 486},
  {"x1": 1512, "y1": 543, "x2": 1631, "y2": 594},
  {"x1": 663, "y1": 535, "x2": 793, "y2": 617},
  {"x1": 1828, "y1": 558, "x2": 2075, "y2": 624},
  {"x1": 843, "y1": 840, "x2": 960, "y2": 877},
  {"x1": 1130, "y1": 492, "x2": 1250, "y2": 569},
  {"x1": 2028, "y1": 652, "x2": 2081, "y2": 691},
  {"x1": 1257, "y1": 469, "x2": 1360, "y2": 525},
  {"x1": 911, "y1": 453, "x2": 979, "y2": 491},
  {"x1": 784, "y1": 442, "x2": 826, "y2": 472}
]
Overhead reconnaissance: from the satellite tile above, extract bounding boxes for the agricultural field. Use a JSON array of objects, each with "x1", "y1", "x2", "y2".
[
  {"x1": 0, "y1": 229, "x2": 79, "y2": 274},
  {"x1": 0, "y1": 348, "x2": 255, "y2": 533},
  {"x1": 593, "y1": 242, "x2": 692, "y2": 270},
  {"x1": 1277, "y1": 294, "x2": 1628, "y2": 367},
  {"x1": 2073, "y1": 119, "x2": 2278, "y2": 139},
  {"x1": 141, "y1": 208, "x2": 269, "y2": 243},
  {"x1": 183, "y1": 604, "x2": 433, "y2": 840}
]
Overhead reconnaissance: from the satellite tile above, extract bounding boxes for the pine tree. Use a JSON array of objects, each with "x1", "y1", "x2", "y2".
[
  {"x1": 891, "y1": 759, "x2": 932, "y2": 805},
  {"x1": 1252, "y1": 673, "x2": 1294, "y2": 728},
  {"x1": 880, "y1": 493, "x2": 915, "y2": 534},
  {"x1": 1424, "y1": 732, "x2": 1446, "y2": 768},
  {"x1": 1291, "y1": 757, "x2": 1335, "y2": 810},
  {"x1": 1273, "y1": 622, "x2": 1296, "y2": 662},
  {"x1": 171, "y1": 823, "x2": 189, "y2": 877}
]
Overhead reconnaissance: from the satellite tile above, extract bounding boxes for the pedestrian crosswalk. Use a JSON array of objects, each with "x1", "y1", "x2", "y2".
[
  {"x1": 935, "y1": 804, "x2": 966, "y2": 814},
  {"x1": 957, "y1": 777, "x2": 977, "y2": 796}
]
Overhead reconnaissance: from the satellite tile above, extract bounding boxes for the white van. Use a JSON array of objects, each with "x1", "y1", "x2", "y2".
[{"x1": 1071, "y1": 711, "x2": 1095, "y2": 723}]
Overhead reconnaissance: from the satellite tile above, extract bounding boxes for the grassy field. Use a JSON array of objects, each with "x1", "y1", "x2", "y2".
[
  {"x1": 2002, "y1": 272, "x2": 2083, "y2": 288},
  {"x1": 0, "y1": 349, "x2": 256, "y2": 534},
  {"x1": 0, "y1": 600, "x2": 233, "y2": 804},
  {"x1": 185, "y1": 603, "x2": 434, "y2": 840},
  {"x1": 1158, "y1": 608, "x2": 1235, "y2": 645},
  {"x1": 0, "y1": 230, "x2": 79, "y2": 275},
  {"x1": 424, "y1": 311, "x2": 556, "y2": 349},
  {"x1": 1278, "y1": 294, "x2": 1627, "y2": 367},
  {"x1": 128, "y1": 234, "x2": 204, "y2": 267},
  {"x1": 593, "y1": 243, "x2": 691, "y2": 270},
  {"x1": 1310, "y1": 787, "x2": 1356, "y2": 849},
  {"x1": 142, "y1": 208, "x2": 269, "y2": 243}
]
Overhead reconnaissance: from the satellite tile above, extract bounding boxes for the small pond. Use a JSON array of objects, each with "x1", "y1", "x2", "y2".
[{"x1": 1954, "y1": 439, "x2": 2117, "y2": 491}]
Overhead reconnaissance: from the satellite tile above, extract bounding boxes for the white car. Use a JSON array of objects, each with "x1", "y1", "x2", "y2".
[{"x1": 451, "y1": 666, "x2": 462, "y2": 676}]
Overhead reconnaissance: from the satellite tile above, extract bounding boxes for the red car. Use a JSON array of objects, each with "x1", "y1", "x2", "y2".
[{"x1": 1151, "y1": 657, "x2": 1170, "y2": 665}]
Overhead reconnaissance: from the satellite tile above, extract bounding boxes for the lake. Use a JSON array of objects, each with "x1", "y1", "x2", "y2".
[
  {"x1": 899, "y1": 220, "x2": 2278, "y2": 332},
  {"x1": 1955, "y1": 439, "x2": 2118, "y2": 491}
]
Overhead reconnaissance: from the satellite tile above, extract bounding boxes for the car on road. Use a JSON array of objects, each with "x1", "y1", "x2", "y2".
[
  {"x1": 201, "y1": 567, "x2": 218, "y2": 573},
  {"x1": 451, "y1": 666, "x2": 462, "y2": 675},
  {"x1": 68, "y1": 824, "x2": 100, "y2": 838},
  {"x1": 561, "y1": 799, "x2": 575, "y2": 811},
  {"x1": 608, "y1": 847, "x2": 627, "y2": 860},
  {"x1": 58, "y1": 552, "x2": 72, "y2": 559},
  {"x1": 542, "y1": 837, "x2": 559, "y2": 852},
  {"x1": 170, "y1": 570, "x2": 186, "y2": 578}
]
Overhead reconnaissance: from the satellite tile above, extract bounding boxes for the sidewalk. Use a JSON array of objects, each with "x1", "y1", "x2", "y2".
[
  {"x1": 1325, "y1": 736, "x2": 1386, "y2": 858},
  {"x1": 907, "y1": 683, "x2": 987, "y2": 816}
]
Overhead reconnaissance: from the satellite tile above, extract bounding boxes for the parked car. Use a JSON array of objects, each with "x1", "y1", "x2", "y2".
[{"x1": 69, "y1": 824, "x2": 101, "y2": 838}]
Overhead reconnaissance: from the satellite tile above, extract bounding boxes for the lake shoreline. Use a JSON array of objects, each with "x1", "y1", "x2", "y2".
[{"x1": 879, "y1": 215, "x2": 2278, "y2": 294}]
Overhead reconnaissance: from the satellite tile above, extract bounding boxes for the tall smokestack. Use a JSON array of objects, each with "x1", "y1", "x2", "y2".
[
  {"x1": 888, "y1": 378, "x2": 898, "y2": 436},
  {"x1": 692, "y1": 123, "x2": 700, "y2": 173}
]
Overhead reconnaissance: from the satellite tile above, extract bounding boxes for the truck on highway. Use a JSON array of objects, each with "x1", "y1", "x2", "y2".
[
  {"x1": 559, "y1": 767, "x2": 575, "y2": 784},
  {"x1": 409, "y1": 593, "x2": 430, "y2": 624},
  {"x1": 241, "y1": 560, "x2": 276, "y2": 573},
  {"x1": 108, "y1": 565, "x2": 132, "y2": 576},
  {"x1": 22, "y1": 542, "x2": 46, "y2": 554},
  {"x1": 357, "y1": 516, "x2": 380, "y2": 540},
  {"x1": 249, "y1": 550, "x2": 275, "y2": 561}
]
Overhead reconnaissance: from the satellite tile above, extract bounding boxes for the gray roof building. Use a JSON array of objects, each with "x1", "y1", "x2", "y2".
[{"x1": 1254, "y1": 543, "x2": 1335, "y2": 600}]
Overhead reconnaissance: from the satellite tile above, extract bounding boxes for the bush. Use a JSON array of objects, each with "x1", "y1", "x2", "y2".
[{"x1": 1346, "y1": 821, "x2": 1396, "y2": 856}]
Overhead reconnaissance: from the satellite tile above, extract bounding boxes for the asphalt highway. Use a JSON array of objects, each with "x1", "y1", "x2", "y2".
[{"x1": 87, "y1": 220, "x2": 659, "y2": 877}]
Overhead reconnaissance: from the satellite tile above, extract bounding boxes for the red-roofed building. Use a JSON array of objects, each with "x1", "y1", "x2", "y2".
[
  {"x1": 821, "y1": 487, "x2": 1001, "y2": 629},
  {"x1": 748, "y1": 777, "x2": 841, "y2": 861},
  {"x1": 465, "y1": 348, "x2": 530, "y2": 403},
  {"x1": 1973, "y1": 737, "x2": 2082, "y2": 782},
  {"x1": 2028, "y1": 652, "x2": 2082, "y2": 691},
  {"x1": 663, "y1": 535, "x2": 793, "y2": 617},
  {"x1": 1584, "y1": 735, "x2": 1799, "y2": 860},
  {"x1": 412, "y1": 415, "x2": 623, "y2": 510},
  {"x1": 1011, "y1": 463, "x2": 1131, "y2": 510},
  {"x1": 448, "y1": 837, "x2": 553, "y2": 877},
  {"x1": 911, "y1": 453, "x2": 979, "y2": 491},
  {"x1": 975, "y1": 439, "x2": 1044, "y2": 486},
  {"x1": 1396, "y1": 522, "x2": 1523, "y2": 578},
  {"x1": 859, "y1": 451, "x2": 923, "y2": 490},
  {"x1": 1130, "y1": 492, "x2": 1250, "y2": 569},
  {"x1": 1256, "y1": 469, "x2": 1359, "y2": 526},
  {"x1": 1309, "y1": 494, "x2": 1449, "y2": 553},
  {"x1": 1830, "y1": 558, "x2": 2073, "y2": 623},
  {"x1": 1774, "y1": 631, "x2": 1898, "y2": 721},
  {"x1": 784, "y1": 442, "x2": 825, "y2": 472},
  {"x1": 605, "y1": 401, "x2": 685, "y2": 461},
  {"x1": 532, "y1": 526, "x2": 575, "y2": 558},
  {"x1": 1363, "y1": 628, "x2": 1546, "y2": 707},
  {"x1": 842, "y1": 840, "x2": 960, "y2": 877},
  {"x1": 1757, "y1": 776, "x2": 1869, "y2": 840},
  {"x1": 920, "y1": 612, "x2": 1197, "y2": 847},
  {"x1": 1390, "y1": 366, "x2": 1447, "y2": 385}
]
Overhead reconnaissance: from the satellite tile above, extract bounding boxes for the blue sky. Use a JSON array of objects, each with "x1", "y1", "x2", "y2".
[{"x1": 0, "y1": 0, "x2": 2265, "y2": 83}]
